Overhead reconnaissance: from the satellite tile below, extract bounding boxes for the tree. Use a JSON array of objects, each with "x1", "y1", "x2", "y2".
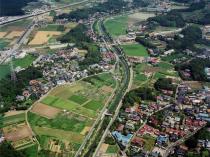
[{"x1": 0, "y1": 141, "x2": 25, "y2": 157}]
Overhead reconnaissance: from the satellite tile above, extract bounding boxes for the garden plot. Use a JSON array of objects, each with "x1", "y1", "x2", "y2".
[
  {"x1": 31, "y1": 103, "x2": 61, "y2": 119},
  {"x1": 3, "y1": 123, "x2": 33, "y2": 142}
]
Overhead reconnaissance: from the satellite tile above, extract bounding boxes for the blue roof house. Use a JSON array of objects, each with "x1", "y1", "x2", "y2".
[{"x1": 112, "y1": 131, "x2": 133, "y2": 146}]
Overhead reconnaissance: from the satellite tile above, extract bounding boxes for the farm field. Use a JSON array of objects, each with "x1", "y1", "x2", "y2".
[
  {"x1": 27, "y1": 73, "x2": 116, "y2": 156},
  {"x1": 5, "y1": 31, "x2": 24, "y2": 39},
  {"x1": 0, "y1": 112, "x2": 25, "y2": 127},
  {"x1": 0, "y1": 113, "x2": 36, "y2": 150},
  {"x1": 29, "y1": 31, "x2": 62, "y2": 45},
  {"x1": 121, "y1": 44, "x2": 148, "y2": 57}
]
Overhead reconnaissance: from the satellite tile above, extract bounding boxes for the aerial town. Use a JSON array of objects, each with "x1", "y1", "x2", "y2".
[{"x1": 0, "y1": 0, "x2": 210, "y2": 157}]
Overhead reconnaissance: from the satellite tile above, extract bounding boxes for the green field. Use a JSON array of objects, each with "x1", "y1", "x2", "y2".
[
  {"x1": 28, "y1": 112, "x2": 92, "y2": 133},
  {"x1": 105, "y1": 15, "x2": 128, "y2": 37},
  {"x1": 0, "y1": 64, "x2": 10, "y2": 79},
  {"x1": 0, "y1": 113, "x2": 25, "y2": 127},
  {"x1": 13, "y1": 55, "x2": 36, "y2": 68},
  {"x1": 0, "y1": 54, "x2": 36, "y2": 80},
  {"x1": 33, "y1": 126, "x2": 84, "y2": 143},
  {"x1": 40, "y1": 24, "x2": 65, "y2": 31},
  {"x1": 83, "y1": 100, "x2": 103, "y2": 111},
  {"x1": 106, "y1": 145, "x2": 119, "y2": 153},
  {"x1": 41, "y1": 95, "x2": 97, "y2": 118},
  {"x1": 0, "y1": 39, "x2": 9, "y2": 50},
  {"x1": 19, "y1": 144, "x2": 38, "y2": 157},
  {"x1": 157, "y1": 62, "x2": 174, "y2": 70},
  {"x1": 121, "y1": 44, "x2": 148, "y2": 57},
  {"x1": 143, "y1": 135, "x2": 156, "y2": 151},
  {"x1": 68, "y1": 95, "x2": 88, "y2": 104}
]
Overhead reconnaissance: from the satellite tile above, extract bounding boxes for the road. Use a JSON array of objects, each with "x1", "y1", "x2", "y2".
[
  {"x1": 92, "y1": 18, "x2": 133, "y2": 157},
  {"x1": 0, "y1": 0, "x2": 92, "y2": 25}
]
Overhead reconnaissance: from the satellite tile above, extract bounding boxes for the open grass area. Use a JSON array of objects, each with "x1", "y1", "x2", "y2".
[
  {"x1": 13, "y1": 55, "x2": 36, "y2": 68},
  {"x1": 105, "y1": 15, "x2": 128, "y2": 37},
  {"x1": 106, "y1": 145, "x2": 119, "y2": 154},
  {"x1": 0, "y1": 113, "x2": 25, "y2": 127},
  {"x1": 143, "y1": 135, "x2": 156, "y2": 151},
  {"x1": 28, "y1": 112, "x2": 93, "y2": 133},
  {"x1": 83, "y1": 100, "x2": 103, "y2": 111},
  {"x1": 0, "y1": 54, "x2": 37, "y2": 80},
  {"x1": 121, "y1": 44, "x2": 148, "y2": 57}
]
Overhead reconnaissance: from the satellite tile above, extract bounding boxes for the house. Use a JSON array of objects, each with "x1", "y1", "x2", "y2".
[
  {"x1": 156, "y1": 134, "x2": 169, "y2": 146},
  {"x1": 131, "y1": 137, "x2": 144, "y2": 147},
  {"x1": 112, "y1": 131, "x2": 133, "y2": 146}
]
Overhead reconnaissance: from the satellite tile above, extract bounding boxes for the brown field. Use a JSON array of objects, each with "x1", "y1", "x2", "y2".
[
  {"x1": 143, "y1": 66, "x2": 160, "y2": 73},
  {"x1": 100, "y1": 86, "x2": 113, "y2": 93},
  {"x1": 0, "y1": 32, "x2": 7, "y2": 38},
  {"x1": 5, "y1": 31, "x2": 24, "y2": 39},
  {"x1": 31, "y1": 103, "x2": 61, "y2": 119},
  {"x1": 29, "y1": 31, "x2": 61, "y2": 45},
  {"x1": 80, "y1": 126, "x2": 91, "y2": 135},
  {"x1": 4, "y1": 124, "x2": 33, "y2": 142},
  {"x1": 4, "y1": 110, "x2": 25, "y2": 117},
  {"x1": 99, "y1": 143, "x2": 109, "y2": 153},
  {"x1": 184, "y1": 81, "x2": 203, "y2": 90}
]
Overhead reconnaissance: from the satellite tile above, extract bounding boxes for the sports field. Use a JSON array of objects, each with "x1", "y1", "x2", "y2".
[
  {"x1": 121, "y1": 44, "x2": 148, "y2": 57},
  {"x1": 105, "y1": 15, "x2": 128, "y2": 37}
]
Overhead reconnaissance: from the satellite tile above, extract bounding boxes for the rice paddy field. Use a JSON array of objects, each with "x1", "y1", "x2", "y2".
[
  {"x1": 121, "y1": 44, "x2": 148, "y2": 57},
  {"x1": 27, "y1": 73, "x2": 116, "y2": 156}
]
